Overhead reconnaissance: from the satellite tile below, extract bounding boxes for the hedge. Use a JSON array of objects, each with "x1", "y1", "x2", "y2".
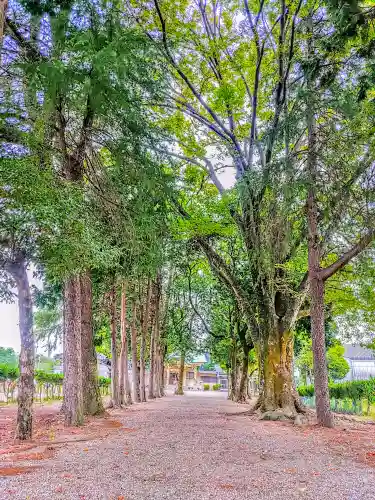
[
  {"x1": 0, "y1": 364, "x2": 111, "y2": 402},
  {"x1": 297, "y1": 378, "x2": 375, "y2": 404}
]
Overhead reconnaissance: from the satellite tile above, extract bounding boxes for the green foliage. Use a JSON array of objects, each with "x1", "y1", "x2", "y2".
[
  {"x1": 0, "y1": 363, "x2": 111, "y2": 402},
  {"x1": 34, "y1": 370, "x2": 63, "y2": 385},
  {"x1": 212, "y1": 383, "x2": 221, "y2": 391},
  {"x1": 0, "y1": 364, "x2": 19, "y2": 380},
  {"x1": 0, "y1": 347, "x2": 18, "y2": 367},
  {"x1": 326, "y1": 344, "x2": 350, "y2": 381},
  {"x1": 201, "y1": 361, "x2": 215, "y2": 371},
  {"x1": 298, "y1": 378, "x2": 375, "y2": 404},
  {"x1": 203, "y1": 384, "x2": 210, "y2": 391},
  {"x1": 98, "y1": 376, "x2": 111, "y2": 388},
  {"x1": 296, "y1": 339, "x2": 349, "y2": 383}
]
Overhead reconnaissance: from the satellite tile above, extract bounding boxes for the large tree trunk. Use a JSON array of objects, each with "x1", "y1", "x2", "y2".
[
  {"x1": 10, "y1": 258, "x2": 35, "y2": 440},
  {"x1": 80, "y1": 273, "x2": 103, "y2": 416},
  {"x1": 119, "y1": 281, "x2": 132, "y2": 405},
  {"x1": 256, "y1": 329, "x2": 303, "y2": 417},
  {"x1": 235, "y1": 343, "x2": 249, "y2": 403},
  {"x1": 110, "y1": 284, "x2": 120, "y2": 407},
  {"x1": 175, "y1": 353, "x2": 185, "y2": 396},
  {"x1": 140, "y1": 280, "x2": 151, "y2": 403},
  {"x1": 63, "y1": 275, "x2": 83, "y2": 426},
  {"x1": 131, "y1": 301, "x2": 141, "y2": 403}
]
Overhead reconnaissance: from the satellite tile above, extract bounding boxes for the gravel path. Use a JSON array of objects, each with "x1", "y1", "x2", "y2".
[{"x1": 1, "y1": 391, "x2": 375, "y2": 499}]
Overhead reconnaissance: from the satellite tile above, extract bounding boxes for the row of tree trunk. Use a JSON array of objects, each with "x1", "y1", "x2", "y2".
[{"x1": 109, "y1": 274, "x2": 166, "y2": 408}]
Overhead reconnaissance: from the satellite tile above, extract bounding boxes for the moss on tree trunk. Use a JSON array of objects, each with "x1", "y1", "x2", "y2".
[{"x1": 256, "y1": 330, "x2": 304, "y2": 417}]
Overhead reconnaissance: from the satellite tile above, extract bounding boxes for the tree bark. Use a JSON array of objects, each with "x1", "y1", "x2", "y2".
[
  {"x1": 148, "y1": 321, "x2": 156, "y2": 399},
  {"x1": 80, "y1": 272, "x2": 103, "y2": 416},
  {"x1": 256, "y1": 329, "x2": 303, "y2": 416},
  {"x1": 63, "y1": 275, "x2": 83, "y2": 426},
  {"x1": 149, "y1": 275, "x2": 162, "y2": 398},
  {"x1": 0, "y1": 0, "x2": 7, "y2": 48},
  {"x1": 228, "y1": 338, "x2": 238, "y2": 400},
  {"x1": 131, "y1": 301, "x2": 141, "y2": 402},
  {"x1": 159, "y1": 344, "x2": 167, "y2": 397},
  {"x1": 175, "y1": 352, "x2": 185, "y2": 395},
  {"x1": 110, "y1": 283, "x2": 120, "y2": 407},
  {"x1": 119, "y1": 281, "x2": 132, "y2": 405},
  {"x1": 10, "y1": 258, "x2": 35, "y2": 440},
  {"x1": 140, "y1": 280, "x2": 151, "y2": 402},
  {"x1": 236, "y1": 343, "x2": 249, "y2": 403},
  {"x1": 306, "y1": 20, "x2": 333, "y2": 427}
]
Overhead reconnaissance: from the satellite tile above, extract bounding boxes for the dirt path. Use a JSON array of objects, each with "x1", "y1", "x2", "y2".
[{"x1": 1, "y1": 392, "x2": 375, "y2": 499}]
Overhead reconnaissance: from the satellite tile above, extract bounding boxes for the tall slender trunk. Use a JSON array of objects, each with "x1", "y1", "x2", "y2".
[
  {"x1": 0, "y1": 0, "x2": 7, "y2": 48},
  {"x1": 175, "y1": 352, "x2": 185, "y2": 396},
  {"x1": 159, "y1": 344, "x2": 167, "y2": 397},
  {"x1": 110, "y1": 283, "x2": 120, "y2": 407},
  {"x1": 308, "y1": 185, "x2": 332, "y2": 427},
  {"x1": 131, "y1": 301, "x2": 141, "y2": 402},
  {"x1": 148, "y1": 322, "x2": 156, "y2": 399},
  {"x1": 119, "y1": 281, "x2": 132, "y2": 405},
  {"x1": 236, "y1": 343, "x2": 250, "y2": 403},
  {"x1": 9, "y1": 258, "x2": 35, "y2": 440},
  {"x1": 63, "y1": 275, "x2": 83, "y2": 426},
  {"x1": 149, "y1": 276, "x2": 161, "y2": 399},
  {"x1": 80, "y1": 273, "x2": 103, "y2": 415},
  {"x1": 154, "y1": 274, "x2": 163, "y2": 398},
  {"x1": 229, "y1": 339, "x2": 238, "y2": 400},
  {"x1": 155, "y1": 328, "x2": 164, "y2": 398},
  {"x1": 306, "y1": 19, "x2": 333, "y2": 428},
  {"x1": 140, "y1": 280, "x2": 151, "y2": 402}
]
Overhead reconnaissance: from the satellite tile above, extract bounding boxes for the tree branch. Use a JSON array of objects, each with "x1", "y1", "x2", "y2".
[
  {"x1": 320, "y1": 230, "x2": 375, "y2": 281},
  {"x1": 187, "y1": 266, "x2": 224, "y2": 339}
]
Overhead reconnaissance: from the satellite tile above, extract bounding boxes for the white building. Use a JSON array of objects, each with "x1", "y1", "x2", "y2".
[{"x1": 343, "y1": 344, "x2": 375, "y2": 381}]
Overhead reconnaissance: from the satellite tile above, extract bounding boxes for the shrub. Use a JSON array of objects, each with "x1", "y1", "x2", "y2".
[
  {"x1": 203, "y1": 383, "x2": 210, "y2": 391},
  {"x1": 0, "y1": 362, "x2": 112, "y2": 402},
  {"x1": 98, "y1": 376, "x2": 111, "y2": 387},
  {"x1": 212, "y1": 383, "x2": 221, "y2": 391},
  {"x1": 297, "y1": 378, "x2": 375, "y2": 405}
]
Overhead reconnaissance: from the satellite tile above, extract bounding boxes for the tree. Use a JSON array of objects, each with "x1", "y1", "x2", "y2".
[
  {"x1": 326, "y1": 344, "x2": 350, "y2": 382},
  {"x1": 296, "y1": 340, "x2": 349, "y2": 384},
  {"x1": 0, "y1": 347, "x2": 17, "y2": 366},
  {"x1": 34, "y1": 306, "x2": 62, "y2": 357},
  {"x1": 131, "y1": 0, "x2": 375, "y2": 421},
  {"x1": 3, "y1": 0, "x2": 171, "y2": 423}
]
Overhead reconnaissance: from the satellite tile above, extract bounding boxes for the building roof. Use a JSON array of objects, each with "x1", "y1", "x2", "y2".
[
  {"x1": 344, "y1": 344, "x2": 375, "y2": 361},
  {"x1": 168, "y1": 353, "x2": 208, "y2": 365}
]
